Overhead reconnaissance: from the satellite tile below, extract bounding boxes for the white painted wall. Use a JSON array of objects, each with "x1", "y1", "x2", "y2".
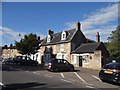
[{"x1": 30, "y1": 50, "x2": 41, "y2": 64}]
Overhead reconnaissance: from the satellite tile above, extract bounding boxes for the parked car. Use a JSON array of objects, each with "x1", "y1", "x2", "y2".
[
  {"x1": 2, "y1": 58, "x2": 14, "y2": 64},
  {"x1": 47, "y1": 59, "x2": 74, "y2": 72},
  {"x1": 99, "y1": 62, "x2": 120, "y2": 84},
  {"x1": 13, "y1": 56, "x2": 38, "y2": 66}
]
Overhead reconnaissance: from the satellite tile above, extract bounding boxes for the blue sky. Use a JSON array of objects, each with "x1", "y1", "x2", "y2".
[{"x1": 1, "y1": 2, "x2": 118, "y2": 46}]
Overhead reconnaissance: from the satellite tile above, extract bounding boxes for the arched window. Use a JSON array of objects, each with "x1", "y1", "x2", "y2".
[{"x1": 61, "y1": 31, "x2": 66, "y2": 40}]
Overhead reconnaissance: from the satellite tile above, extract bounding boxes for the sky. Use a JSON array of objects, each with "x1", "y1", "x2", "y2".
[{"x1": 1, "y1": 2, "x2": 119, "y2": 46}]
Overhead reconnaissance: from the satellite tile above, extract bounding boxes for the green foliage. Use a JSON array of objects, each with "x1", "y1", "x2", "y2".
[
  {"x1": 107, "y1": 26, "x2": 120, "y2": 59},
  {"x1": 15, "y1": 33, "x2": 40, "y2": 55}
]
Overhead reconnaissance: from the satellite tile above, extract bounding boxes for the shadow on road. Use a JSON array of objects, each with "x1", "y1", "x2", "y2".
[
  {"x1": 102, "y1": 80, "x2": 120, "y2": 86},
  {"x1": 2, "y1": 82, "x2": 46, "y2": 90},
  {"x1": 2, "y1": 64, "x2": 46, "y2": 71},
  {"x1": 2, "y1": 64, "x2": 81, "y2": 72}
]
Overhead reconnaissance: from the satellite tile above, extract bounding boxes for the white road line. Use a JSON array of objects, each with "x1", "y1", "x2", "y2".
[
  {"x1": 60, "y1": 79, "x2": 74, "y2": 83},
  {"x1": 92, "y1": 75, "x2": 102, "y2": 82},
  {"x1": 86, "y1": 85, "x2": 95, "y2": 88},
  {"x1": 44, "y1": 75, "x2": 53, "y2": 78},
  {"x1": 0, "y1": 82, "x2": 6, "y2": 87},
  {"x1": 60, "y1": 73, "x2": 65, "y2": 78},
  {"x1": 74, "y1": 72, "x2": 87, "y2": 83},
  {"x1": 33, "y1": 72, "x2": 39, "y2": 74},
  {"x1": 0, "y1": 82, "x2": 4, "y2": 86},
  {"x1": 10, "y1": 67, "x2": 13, "y2": 69}
]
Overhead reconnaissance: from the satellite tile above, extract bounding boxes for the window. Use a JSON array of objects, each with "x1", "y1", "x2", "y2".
[
  {"x1": 83, "y1": 55, "x2": 89, "y2": 64},
  {"x1": 60, "y1": 44, "x2": 64, "y2": 51},
  {"x1": 72, "y1": 55, "x2": 77, "y2": 64},
  {"x1": 61, "y1": 31, "x2": 66, "y2": 40}
]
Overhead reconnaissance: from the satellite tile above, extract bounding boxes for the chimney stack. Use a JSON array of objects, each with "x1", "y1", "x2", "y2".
[
  {"x1": 96, "y1": 32, "x2": 100, "y2": 42},
  {"x1": 48, "y1": 29, "x2": 54, "y2": 35},
  {"x1": 37, "y1": 36, "x2": 40, "y2": 40},
  {"x1": 76, "y1": 21, "x2": 81, "y2": 30}
]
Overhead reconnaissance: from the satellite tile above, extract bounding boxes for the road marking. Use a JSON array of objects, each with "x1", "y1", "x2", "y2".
[
  {"x1": 74, "y1": 72, "x2": 87, "y2": 83},
  {"x1": 60, "y1": 73, "x2": 65, "y2": 78},
  {"x1": 10, "y1": 67, "x2": 13, "y2": 69},
  {"x1": 60, "y1": 79, "x2": 74, "y2": 83},
  {"x1": 44, "y1": 75, "x2": 53, "y2": 78},
  {"x1": 0, "y1": 82, "x2": 4, "y2": 86},
  {"x1": 86, "y1": 85, "x2": 95, "y2": 88},
  {"x1": 0, "y1": 82, "x2": 6, "y2": 87},
  {"x1": 92, "y1": 75, "x2": 102, "y2": 82},
  {"x1": 33, "y1": 72, "x2": 39, "y2": 74}
]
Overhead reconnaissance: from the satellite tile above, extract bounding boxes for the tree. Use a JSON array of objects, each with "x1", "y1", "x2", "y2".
[
  {"x1": 107, "y1": 26, "x2": 120, "y2": 59},
  {"x1": 15, "y1": 33, "x2": 40, "y2": 56}
]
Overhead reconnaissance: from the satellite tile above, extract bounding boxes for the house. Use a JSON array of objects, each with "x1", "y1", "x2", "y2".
[
  {"x1": 2, "y1": 45, "x2": 22, "y2": 59},
  {"x1": 30, "y1": 39, "x2": 44, "y2": 64},
  {"x1": 2, "y1": 37, "x2": 43, "y2": 64},
  {"x1": 40, "y1": 22, "x2": 110, "y2": 70},
  {"x1": 72, "y1": 42, "x2": 110, "y2": 70}
]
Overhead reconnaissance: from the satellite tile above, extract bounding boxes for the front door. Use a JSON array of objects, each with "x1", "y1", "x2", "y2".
[{"x1": 79, "y1": 56, "x2": 82, "y2": 67}]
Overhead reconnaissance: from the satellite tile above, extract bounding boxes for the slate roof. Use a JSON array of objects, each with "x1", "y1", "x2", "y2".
[
  {"x1": 41, "y1": 29, "x2": 77, "y2": 46},
  {"x1": 2, "y1": 46, "x2": 17, "y2": 49},
  {"x1": 72, "y1": 42, "x2": 101, "y2": 53}
]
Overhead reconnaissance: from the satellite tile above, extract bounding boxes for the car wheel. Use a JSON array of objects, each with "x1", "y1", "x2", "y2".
[
  {"x1": 70, "y1": 67, "x2": 74, "y2": 71},
  {"x1": 54, "y1": 67, "x2": 59, "y2": 72},
  {"x1": 100, "y1": 79, "x2": 106, "y2": 82},
  {"x1": 32, "y1": 63, "x2": 36, "y2": 66},
  {"x1": 5, "y1": 62, "x2": 9, "y2": 64},
  {"x1": 17, "y1": 62, "x2": 21, "y2": 65}
]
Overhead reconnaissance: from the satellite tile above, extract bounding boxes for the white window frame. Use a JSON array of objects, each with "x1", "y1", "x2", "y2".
[
  {"x1": 83, "y1": 55, "x2": 89, "y2": 64},
  {"x1": 61, "y1": 31, "x2": 66, "y2": 40},
  {"x1": 72, "y1": 55, "x2": 77, "y2": 64},
  {"x1": 57, "y1": 52, "x2": 66, "y2": 59},
  {"x1": 60, "y1": 44, "x2": 64, "y2": 51}
]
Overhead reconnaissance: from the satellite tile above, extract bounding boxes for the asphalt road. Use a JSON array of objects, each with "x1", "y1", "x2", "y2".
[{"x1": 1, "y1": 64, "x2": 120, "y2": 90}]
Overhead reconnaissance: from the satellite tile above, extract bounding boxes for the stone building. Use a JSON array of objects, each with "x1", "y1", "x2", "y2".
[
  {"x1": 2, "y1": 45, "x2": 21, "y2": 59},
  {"x1": 40, "y1": 22, "x2": 110, "y2": 70}
]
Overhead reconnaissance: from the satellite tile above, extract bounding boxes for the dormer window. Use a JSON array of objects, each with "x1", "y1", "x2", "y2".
[
  {"x1": 61, "y1": 31, "x2": 66, "y2": 40},
  {"x1": 47, "y1": 35, "x2": 51, "y2": 43}
]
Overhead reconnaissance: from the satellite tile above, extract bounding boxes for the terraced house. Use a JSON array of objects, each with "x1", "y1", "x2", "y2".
[
  {"x1": 2, "y1": 45, "x2": 22, "y2": 59},
  {"x1": 40, "y1": 22, "x2": 110, "y2": 70}
]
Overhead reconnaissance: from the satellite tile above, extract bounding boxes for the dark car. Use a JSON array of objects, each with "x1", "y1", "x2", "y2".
[
  {"x1": 2, "y1": 58, "x2": 14, "y2": 64},
  {"x1": 47, "y1": 59, "x2": 74, "y2": 72},
  {"x1": 99, "y1": 62, "x2": 120, "y2": 84},
  {"x1": 14, "y1": 56, "x2": 38, "y2": 66}
]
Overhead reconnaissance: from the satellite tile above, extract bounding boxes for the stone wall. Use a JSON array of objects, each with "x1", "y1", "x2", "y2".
[
  {"x1": 2, "y1": 49, "x2": 21, "y2": 59},
  {"x1": 40, "y1": 42, "x2": 71, "y2": 63},
  {"x1": 80, "y1": 50, "x2": 102, "y2": 70}
]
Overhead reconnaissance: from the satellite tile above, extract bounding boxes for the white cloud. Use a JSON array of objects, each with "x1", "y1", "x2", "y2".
[
  {"x1": 84, "y1": 25, "x2": 117, "y2": 42},
  {"x1": 64, "y1": 3, "x2": 118, "y2": 42},
  {"x1": 0, "y1": 26, "x2": 25, "y2": 41},
  {"x1": 82, "y1": 3, "x2": 118, "y2": 30},
  {"x1": 0, "y1": 26, "x2": 46, "y2": 45}
]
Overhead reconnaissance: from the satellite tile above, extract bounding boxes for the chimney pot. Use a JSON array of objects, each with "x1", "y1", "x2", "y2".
[
  {"x1": 37, "y1": 36, "x2": 40, "y2": 40},
  {"x1": 48, "y1": 29, "x2": 54, "y2": 35},
  {"x1": 76, "y1": 21, "x2": 81, "y2": 30}
]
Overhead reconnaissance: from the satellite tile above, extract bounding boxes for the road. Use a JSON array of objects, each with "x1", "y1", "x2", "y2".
[{"x1": 1, "y1": 64, "x2": 120, "y2": 90}]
